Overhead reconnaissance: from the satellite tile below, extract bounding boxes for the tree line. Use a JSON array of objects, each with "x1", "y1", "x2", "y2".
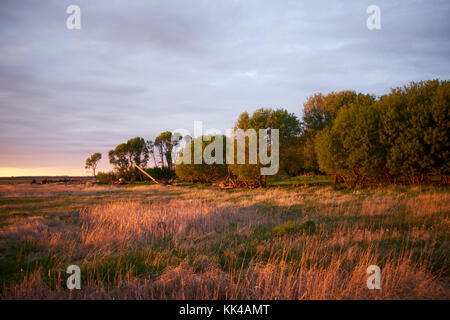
[
  {"x1": 315, "y1": 80, "x2": 449, "y2": 186},
  {"x1": 86, "y1": 132, "x2": 179, "y2": 183},
  {"x1": 86, "y1": 79, "x2": 449, "y2": 186}
]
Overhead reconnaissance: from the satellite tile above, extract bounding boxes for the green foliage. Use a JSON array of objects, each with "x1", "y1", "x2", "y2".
[
  {"x1": 315, "y1": 79, "x2": 449, "y2": 185},
  {"x1": 228, "y1": 135, "x2": 264, "y2": 187},
  {"x1": 315, "y1": 126, "x2": 342, "y2": 176},
  {"x1": 301, "y1": 91, "x2": 375, "y2": 173},
  {"x1": 266, "y1": 108, "x2": 302, "y2": 140},
  {"x1": 272, "y1": 220, "x2": 316, "y2": 236},
  {"x1": 302, "y1": 91, "x2": 375, "y2": 130},
  {"x1": 279, "y1": 136, "x2": 304, "y2": 176},
  {"x1": 108, "y1": 137, "x2": 149, "y2": 179},
  {"x1": 85, "y1": 152, "x2": 102, "y2": 177},
  {"x1": 92, "y1": 79, "x2": 448, "y2": 186},
  {"x1": 300, "y1": 220, "x2": 316, "y2": 232},
  {"x1": 301, "y1": 131, "x2": 319, "y2": 173},
  {"x1": 96, "y1": 171, "x2": 114, "y2": 184},
  {"x1": 176, "y1": 108, "x2": 302, "y2": 186},
  {"x1": 231, "y1": 108, "x2": 302, "y2": 185},
  {"x1": 145, "y1": 167, "x2": 176, "y2": 181},
  {"x1": 175, "y1": 135, "x2": 228, "y2": 183},
  {"x1": 316, "y1": 98, "x2": 383, "y2": 183},
  {"x1": 380, "y1": 80, "x2": 449, "y2": 182},
  {"x1": 155, "y1": 131, "x2": 179, "y2": 169},
  {"x1": 235, "y1": 112, "x2": 251, "y2": 130}
]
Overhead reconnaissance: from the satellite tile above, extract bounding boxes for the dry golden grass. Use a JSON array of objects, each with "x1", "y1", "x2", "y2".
[
  {"x1": 0, "y1": 183, "x2": 118, "y2": 197},
  {"x1": 0, "y1": 183, "x2": 449, "y2": 299}
]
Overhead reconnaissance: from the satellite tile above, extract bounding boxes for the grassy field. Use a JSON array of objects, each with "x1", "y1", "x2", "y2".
[
  {"x1": 0, "y1": 176, "x2": 92, "y2": 185},
  {"x1": 0, "y1": 177, "x2": 449, "y2": 299}
]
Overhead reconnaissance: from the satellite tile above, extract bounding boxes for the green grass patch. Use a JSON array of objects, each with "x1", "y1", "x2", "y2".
[{"x1": 271, "y1": 220, "x2": 316, "y2": 236}]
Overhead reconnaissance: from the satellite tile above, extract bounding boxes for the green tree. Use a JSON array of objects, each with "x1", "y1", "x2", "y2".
[
  {"x1": 315, "y1": 99, "x2": 383, "y2": 185},
  {"x1": 155, "y1": 131, "x2": 179, "y2": 169},
  {"x1": 108, "y1": 143, "x2": 130, "y2": 176},
  {"x1": 231, "y1": 108, "x2": 301, "y2": 185},
  {"x1": 108, "y1": 137, "x2": 149, "y2": 179},
  {"x1": 315, "y1": 79, "x2": 449, "y2": 185},
  {"x1": 280, "y1": 136, "x2": 305, "y2": 176},
  {"x1": 301, "y1": 132, "x2": 319, "y2": 173},
  {"x1": 303, "y1": 91, "x2": 364, "y2": 131},
  {"x1": 85, "y1": 152, "x2": 102, "y2": 177},
  {"x1": 235, "y1": 112, "x2": 251, "y2": 130},
  {"x1": 301, "y1": 91, "x2": 375, "y2": 172},
  {"x1": 314, "y1": 126, "x2": 342, "y2": 181},
  {"x1": 380, "y1": 80, "x2": 449, "y2": 183},
  {"x1": 175, "y1": 135, "x2": 228, "y2": 182}
]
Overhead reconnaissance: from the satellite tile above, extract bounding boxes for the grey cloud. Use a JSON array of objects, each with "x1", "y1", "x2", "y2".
[{"x1": 0, "y1": 0, "x2": 449, "y2": 172}]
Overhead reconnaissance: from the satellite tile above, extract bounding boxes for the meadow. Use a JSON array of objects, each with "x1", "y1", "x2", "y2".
[{"x1": 0, "y1": 177, "x2": 448, "y2": 299}]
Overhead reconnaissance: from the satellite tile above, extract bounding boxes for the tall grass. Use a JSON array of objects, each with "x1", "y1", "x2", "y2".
[{"x1": 0, "y1": 184, "x2": 449, "y2": 299}]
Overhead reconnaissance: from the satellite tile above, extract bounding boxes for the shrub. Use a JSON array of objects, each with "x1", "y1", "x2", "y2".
[
  {"x1": 231, "y1": 108, "x2": 302, "y2": 186},
  {"x1": 380, "y1": 80, "x2": 450, "y2": 183},
  {"x1": 271, "y1": 220, "x2": 316, "y2": 236},
  {"x1": 315, "y1": 80, "x2": 449, "y2": 185},
  {"x1": 96, "y1": 171, "x2": 115, "y2": 184},
  {"x1": 144, "y1": 167, "x2": 176, "y2": 181},
  {"x1": 175, "y1": 135, "x2": 228, "y2": 183},
  {"x1": 315, "y1": 98, "x2": 384, "y2": 185}
]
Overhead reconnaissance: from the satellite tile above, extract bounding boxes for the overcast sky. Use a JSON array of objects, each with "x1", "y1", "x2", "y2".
[{"x1": 0, "y1": 0, "x2": 449, "y2": 176}]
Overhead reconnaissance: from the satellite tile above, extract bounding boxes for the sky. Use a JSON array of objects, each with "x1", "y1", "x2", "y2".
[{"x1": 0, "y1": 0, "x2": 449, "y2": 176}]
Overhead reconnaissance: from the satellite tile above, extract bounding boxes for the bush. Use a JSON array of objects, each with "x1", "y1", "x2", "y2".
[
  {"x1": 175, "y1": 135, "x2": 228, "y2": 183},
  {"x1": 301, "y1": 91, "x2": 376, "y2": 173},
  {"x1": 380, "y1": 80, "x2": 449, "y2": 183},
  {"x1": 315, "y1": 99, "x2": 383, "y2": 185},
  {"x1": 231, "y1": 108, "x2": 302, "y2": 186},
  {"x1": 271, "y1": 220, "x2": 316, "y2": 236},
  {"x1": 144, "y1": 167, "x2": 176, "y2": 181},
  {"x1": 96, "y1": 171, "x2": 115, "y2": 184},
  {"x1": 315, "y1": 80, "x2": 449, "y2": 185}
]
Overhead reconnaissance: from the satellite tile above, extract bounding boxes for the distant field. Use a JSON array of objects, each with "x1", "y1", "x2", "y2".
[
  {"x1": 0, "y1": 176, "x2": 92, "y2": 185},
  {"x1": 0, "y1": 178, "x2": 449, "y2": 299}
]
